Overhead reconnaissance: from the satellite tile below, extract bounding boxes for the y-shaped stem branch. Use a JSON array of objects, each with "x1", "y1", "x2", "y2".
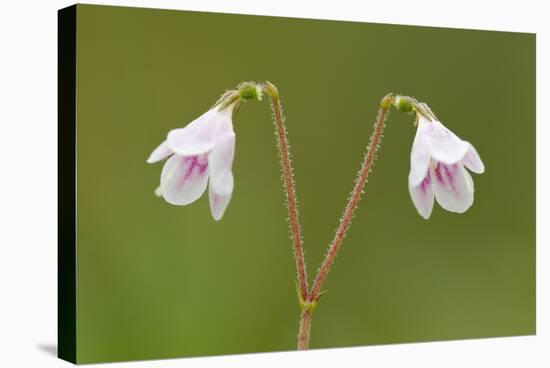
[
  {"x1": 263, "y1": 82, "x2": 309, "y2": 302},
  {"x1": 296, "y1": 95, "x2": 394, "y2": 350},
  {"x1": 262, "y1": 84, "x2": 394, "y2": 350}
]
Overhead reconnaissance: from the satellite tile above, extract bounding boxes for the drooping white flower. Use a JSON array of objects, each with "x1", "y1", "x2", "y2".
[
  {"x1": 408, "y1": 114, "x2": 484, "y2": 219},
  {"x1": 147, "y1": 103, "x2": 236, "y2": 221}
]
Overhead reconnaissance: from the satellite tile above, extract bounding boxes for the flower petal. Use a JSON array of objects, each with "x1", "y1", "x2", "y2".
[
  {"x1": 431, "y1": 162, "x2": 474, "y2": 213},
  {"x1": 159, "y1": 154, "x2": 209, "y2": 205},
  {"x1": 147, "y1": 140, "x2": 173, "y2": 163},
  {"x1": 409, "y1": 124, "x2": 431, "y2": 186},
  {"x1": 409, "y1": 170, "x2": 435, "y2": 219},
  {"x1": 167, "y1": 106, "x2": 234, "y2": 157},
  {"x1": 208, "y1": 132, "x2": 235, "y2": 196},
  {"x1": 208, "y1": 182, "x2": 232, "y2": 221},
  {"x1": 420, "y1": 116, "x2": 469, "y2": 164},
  {"x1": 462, "y1": 143, "x2": 485, "y2": 174}
]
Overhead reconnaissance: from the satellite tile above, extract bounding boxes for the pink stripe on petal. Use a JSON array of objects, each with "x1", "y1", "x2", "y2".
[
  {"x1": 434, "y1": 162, "x2": 444, "y2": 184},
  {"x1": 181, "y1": 156, "x2": 209, "y2": 182},
  {"x1": 409, "y1": 170, "x2": 435, "y2": 219},
  {"x1": 442, "y1": 163, "x2": 458, "y2": 193},
  {"x1": 160, "y1": 154, "x2": 209, "y2": 206},
  {"x1": 420, "y1": 172, "x2": 431, "y2": 194},
  {"x1": 431, "y1": 163, "x2": 474, "y2": 213}
]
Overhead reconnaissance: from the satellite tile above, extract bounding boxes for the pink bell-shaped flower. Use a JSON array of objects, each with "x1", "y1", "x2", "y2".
[
  {"x1": 147, "y1": 103, "x2": 236, "y2": 221},
  {"x1": 408, "y1": 114, "x2": 485, "y2": 219}
]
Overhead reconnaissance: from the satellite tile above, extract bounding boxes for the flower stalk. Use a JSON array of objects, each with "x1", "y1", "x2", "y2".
[
  {"x1": 308, "y1": 94, "x2": 394, "y2": 303},
  {"x1": 263, "y1": 82, "x2": 309, "y2": 302},
  {"x1": 264, "y1": 87, "x2": 397, "y2": 350}
]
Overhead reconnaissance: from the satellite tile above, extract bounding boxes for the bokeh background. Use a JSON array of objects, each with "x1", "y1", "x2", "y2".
[{"x1": 74, "y1": 4, "x2": 535, "y2": 363}]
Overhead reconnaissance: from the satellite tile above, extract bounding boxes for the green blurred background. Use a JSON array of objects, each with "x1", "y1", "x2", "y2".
[{"x1": 74, "y1": 4, "x2": 535, "y2": 363}]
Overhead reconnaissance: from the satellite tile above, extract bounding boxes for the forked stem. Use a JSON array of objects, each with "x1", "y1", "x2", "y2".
[
  {"x1": 262, "y1": 84, "x2": 394, "y2": 350},
  {"x1": 292, "y1": 95, "x2": 395, "y2": 351}
]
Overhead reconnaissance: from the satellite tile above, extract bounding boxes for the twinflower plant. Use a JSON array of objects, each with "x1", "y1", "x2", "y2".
[{"x1": 147, "y1": 82, "x2": 484, "y2": 350}]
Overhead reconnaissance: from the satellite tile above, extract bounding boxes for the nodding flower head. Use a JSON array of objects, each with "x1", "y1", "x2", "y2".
[
  {"x1": 408, "y1": 112, "x2": 485, "y2": 219},
  {"x1": 147, "y1": 102, "x2": 237, "y2": 221}
]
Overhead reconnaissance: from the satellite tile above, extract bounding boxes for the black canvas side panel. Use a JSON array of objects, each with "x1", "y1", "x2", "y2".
[{"x1": 58, "y1": 4, "x2": 77, "y2": 364}]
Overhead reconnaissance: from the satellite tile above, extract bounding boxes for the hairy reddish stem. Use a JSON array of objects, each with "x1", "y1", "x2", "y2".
[
  {"x1": 264, "y1": 82, "x2": 309, "y2": 302},
  {"x1": 309, "y1": 99, "x2": 392, "y2": 302},
  {"x1": 297, "y1": 309, "x2": 312, "y2": 350},
  {"x1": 263, "y1": 84, "x2": 393, "y2": 350}
]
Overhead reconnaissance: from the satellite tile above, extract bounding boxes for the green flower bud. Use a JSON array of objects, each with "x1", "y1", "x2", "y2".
[
  {"x1": 394, "y1": 95, "x2": 416, "y2": 113},
  {"x1": 238, "y1": 81, "x2": 262, "y2": 101}
]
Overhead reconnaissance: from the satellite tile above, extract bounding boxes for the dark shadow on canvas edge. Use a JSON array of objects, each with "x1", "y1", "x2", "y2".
[{"x1": 36, "y1": 343, "x2": 57, "y2": 357}]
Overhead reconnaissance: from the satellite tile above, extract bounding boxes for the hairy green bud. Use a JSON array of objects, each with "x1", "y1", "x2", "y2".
[
  {"x1": 238, "y1": 81, "x2": 262, "y2": 101},
  {"x1": 394, "y1": 95, "x2": 416, "y2": 113}
]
